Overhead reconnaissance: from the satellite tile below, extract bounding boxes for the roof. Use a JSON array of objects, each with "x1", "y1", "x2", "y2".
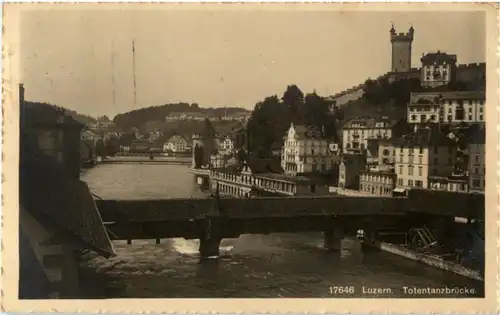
[
  {"x1": 22, "y1": 102, "x2": 83, "y2": 130},
  {"x1": 343, "y1": 117, "x2": 396, "y2": 130},
  {"x1": 255, "y1": 172, "x2": 312, "y2": 183},
  {"x1": 393, "y1": 126, "x2": 456, "y2": 147},
  {"x1": 166, "y1": 135, "x2": 187, "y2": 143},
  {"x1": 20, "y1": 139, "x2": 114, "y2": 258},
  {"x1": 420, "y1": 51, "x2": 457, "y2": 65}
]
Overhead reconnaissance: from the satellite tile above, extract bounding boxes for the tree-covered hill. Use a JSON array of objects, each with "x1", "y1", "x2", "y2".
[{"x1": 112, "y1": 102, "x2": 250, "y2": 131}]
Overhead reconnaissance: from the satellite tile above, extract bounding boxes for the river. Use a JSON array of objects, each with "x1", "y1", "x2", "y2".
[{"x1": 80, "y1": 163, "x2": 484, "y2": 298}]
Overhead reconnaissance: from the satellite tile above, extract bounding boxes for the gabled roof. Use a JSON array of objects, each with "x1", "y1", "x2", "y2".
[
  {"x1": 420, "y1": 51, "x2": 457, "y2": 66},
  {"x1": 20, "y1": 140, "x2": 114, "y2": 258}
]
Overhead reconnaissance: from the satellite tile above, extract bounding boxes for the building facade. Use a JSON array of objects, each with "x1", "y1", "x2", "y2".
[
  {"x1": 281, "y1": 123, "x2": 336, "y2": 175},
  {"x1": 394, "y1": 127, "x2": 457, "y2": 190},
  {"x1": 468, "y1": 127, "x2": 486, "y2": 193},
  {"x1": 338, "y1": 152, "x2": 366, "y2": 189},
  {"x1": 164, "y1": 135, "x2": 189, "y2": 152},
  {"x1": 420, "y1": 51, "x2": 458, "y2": 88},
  {"x1": 390, "y1": 25, "x2": 414, "y2": 73},
  {"x1": 359, "y1": 169, "x2": 397, "y2": 196},
  {"x1": 428, "y1": 175, "x2": 469, "y2": 193},
  {"x1": 407, "y1": 91, "x2": 485, "y2": 125},
  {"x1": 342, "y1": 118, "x2": 394, "y2": 151},
  {"x1": 217, "y1": 135, "x2": 234, "y2": 155}
]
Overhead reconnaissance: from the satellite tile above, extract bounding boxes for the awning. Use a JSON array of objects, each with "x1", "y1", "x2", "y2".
[{"x1": 393, "y1": 188, "x2": 406, "y2": 193}]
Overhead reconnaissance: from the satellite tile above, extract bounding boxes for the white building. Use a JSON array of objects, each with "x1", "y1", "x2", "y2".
[
  {"x1": 165, "y1": 112, "x2": 206, "y2": 122},
  {"x1": 468, "y1": 127, "x2": 486, "y2": 193},
  {"x1": 217, "y1": 136, "x2": 234, "y2": 155},
  {"x1": 393, "y1": 126, "x2": 457, "y2": 191},
  {"x1": 420, "y1": 51, "x2": 457, "y2": 88},
  {"x1": 408, "y1": 91, "x2": 485, "y2": 125},
  {"x1": 281, "y1": 123, "x2": 336, "y2": 176},
  {"x1": 163, "y1": 135, "x2": 189, "y2": 152},
  {"x1": 342, "y1": 117, "x2": 394, "y2": 151}
]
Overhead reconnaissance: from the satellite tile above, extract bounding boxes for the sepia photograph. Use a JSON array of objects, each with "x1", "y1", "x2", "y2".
[{"x1": 1, "y1": 2, "x2": 498, "y2": 314}]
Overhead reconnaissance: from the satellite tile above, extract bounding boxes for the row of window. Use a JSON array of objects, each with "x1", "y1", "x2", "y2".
[
  {"x1": 360, "y1": 174, "x2": 394, "y2": 184},
  {"x1": 360, "y1": 184, "x2": 392, "y2": 195},
  {"x1": 397, "y1": 178, "x2": 424, "y2": 188}
]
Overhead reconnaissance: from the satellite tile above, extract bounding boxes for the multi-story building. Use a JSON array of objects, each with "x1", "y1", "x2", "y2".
[
  {"x1": 468, "y1": 126, "x2": 486, "y2": 193},
  {"x1": 338, "y1": 152, "x2": 366, "y2": 189},
  {"x1": 281, "y1": 123, "x2": 336, "y2": 175},
  {"x1": 393, "y1": 126, "x2": 457, "y2": 190},
  {"x1": 407, "y1": 91, "x2": 485, "y2": 125},
  {"x1": 342, "y1": 117, "x2": 394, "y2": 151},
  {"x1": 165, "y1": 112, "x2": 206, "y2": 122},
  {"x1": 442, "y1": 91, "x2": 485, "y2": 124},
  {"x1": 359, "y1": 168, "x2": 397, "y2": 196},
  {"x1": 420, "y1": 51, "x2": 458, "y2": 88},
  {"x1": 163, "y1": 135, "x2": 189, "y2": 152}
]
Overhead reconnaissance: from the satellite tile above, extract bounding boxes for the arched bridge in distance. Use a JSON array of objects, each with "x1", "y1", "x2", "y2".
[{"x1": 95, "y1": 189, "x2": 485, "y2": 258}]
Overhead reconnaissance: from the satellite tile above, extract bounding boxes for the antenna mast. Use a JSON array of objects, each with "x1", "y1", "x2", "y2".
[
  {"x1": 111, "y1": 41, "x2": 116, "y2": 108},
  {"x1": 132, "y1": 40, "x2": 137, "y2": 106}
]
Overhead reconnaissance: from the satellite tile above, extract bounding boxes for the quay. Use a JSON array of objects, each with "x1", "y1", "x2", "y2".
[{"x1": 102, "y1": 156, "x2": 191, "y2": 165}]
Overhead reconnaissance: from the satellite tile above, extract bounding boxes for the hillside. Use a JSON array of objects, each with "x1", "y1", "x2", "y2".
[
  {"x1": 23, "y1": 101, "x2": 97, "y2": 125},
  {"x1": 113, "y1": 102, "x2": 250, "y2": 131}
]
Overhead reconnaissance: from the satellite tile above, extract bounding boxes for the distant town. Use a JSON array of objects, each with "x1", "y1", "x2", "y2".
[{"x1": 65, "y1": 24, "x2": 486, "y2": 198}]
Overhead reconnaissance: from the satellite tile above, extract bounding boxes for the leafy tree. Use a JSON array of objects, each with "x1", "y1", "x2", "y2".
[{"x1": 95, "y1": 139, "x2": 105, "y2": 157}]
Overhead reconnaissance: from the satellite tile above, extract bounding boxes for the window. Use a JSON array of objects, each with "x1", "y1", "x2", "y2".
[
  {"x1": 479, "y1": 107, "x2": 483, "y2": 113},
  {"x1": 474, "y1": 167, "x2": 479, "y2": 174},
  {"x1": 475, "y1": 154, "x2": 479, "y2": 163},
  {"x1": 415, "y1": 180, "x2": 423, "y2": 188},
  {"x1": 418, "y1": 166, "x2": 422, "y2": 176},
  {"x1": 419, "y1": 146, "x2": 423, "y2": 154},
  {"x1": 472, "y1": 179, "x2": 480, "y2": 188},
  {"x1": 468, "y1": 115, "x2": 472, "y2": 120},
  {"x1": 409, "y1": 156, "x2": 414, "y2": 165},
  {"x1": 399, "y1": 155, "x2": 403, "y2": 163},
  {"x1": 399, "y1": 165, "x2": 403, "y2": 174},
  {"x1": 468, "y1": 107, "x2": 472, "y2": 113},
  {"x1": 408, "y1": 179, "x2": 414, "y2": 187},
  {"x1": 479, "y1": 115, "x2": 483, "y2": 120},
  {"x1": 397, "y1": 178, "x2": 403, "y2": 186},
  {"x1": 418, "y1": 157, "x2": 422, "y2": 164},
  {"x1": 408, "y1": 166, "x2": 414, "y2": 176},
  {"x1": 411, "y1": 115, "x2": 417, "y2": 121},
  {"x1": 311, "y1": 149, "x2": 315, "y2": 155}
]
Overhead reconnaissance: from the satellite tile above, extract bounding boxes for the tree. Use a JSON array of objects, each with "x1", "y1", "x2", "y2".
[
  {"x1": 95, "y1": 139, "x2": 105, "y2": 157},
  {"x1": 282, "y1": 85, "x2": 304, "y2": 124}
]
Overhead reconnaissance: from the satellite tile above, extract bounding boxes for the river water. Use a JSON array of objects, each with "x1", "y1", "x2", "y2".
[{"x1": 81, "y1": 164, "x2": 483, "y2": 298}]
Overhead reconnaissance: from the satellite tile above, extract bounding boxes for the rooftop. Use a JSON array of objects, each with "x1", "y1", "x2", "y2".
[
  {"x1": 393, "y1": 126, "x2": 456, "y2": 147},
  {"x1": 420, "y1": 51, "x2": 458, "y2": 65},
  {"x1": 343, "y1": 117, "x2": 396, "y2": 129}
]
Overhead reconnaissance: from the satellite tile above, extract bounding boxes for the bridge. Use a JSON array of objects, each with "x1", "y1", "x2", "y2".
[{"x1": 95, "y1": 189, "x2": 484, "y2": 258}]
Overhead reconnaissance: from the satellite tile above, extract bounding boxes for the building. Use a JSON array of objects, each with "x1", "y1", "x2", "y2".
[
  {"x1": 441, "y1": 91, "x2": 485, "y2": 124},
  {"x1": 420, "y1": 51, "x2": 458, "y2": 88},
  {"x1": 407, "y1": 91, "x2": 485, "y2": 125},
  {"x1": 338, "y1": 152, "x2": 366, "y2": 189},
  {"x1": 281, "y1": 123, "x2": 337, "y2": 176},
  {"x1": 164, "y1": 135, "x2": 189, "y2": 153},
  {"x1": 468, "y1": 126, "x2": 486, "y2": 193},
  {"x1": 217, "y1": 135, "x2": 234, "y2": 155},
  {"x1": 393, "y1": 126, "x2": 457, "y2": 191},
  {"x1": 342, "y1": 117, "x2": 394, "y2": 151},
  {"x1": 390, "y1": 24, "x2": 414, "y2": 73},
  {"x1": 165, "y1": 112, "x2": 206, "y2": 122},
  {"x1": 428, "y1": 174, "x2": 469, "y2": 193},
  {"x1": 359, "y1": 168, "x2": 397, "y2": 196},
  {"x1": 19, "y1": 84, "x2": 114, "y2": 298}
]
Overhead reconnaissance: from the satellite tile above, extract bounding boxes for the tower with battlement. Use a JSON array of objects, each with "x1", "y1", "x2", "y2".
[{"x1": 390, "y1": 24, "x2": 414, "y2": 73}]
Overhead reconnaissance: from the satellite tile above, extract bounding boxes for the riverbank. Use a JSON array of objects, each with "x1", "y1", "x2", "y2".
[{"x1": 374, "y1": 242, "x2": 484, "y2": 282}]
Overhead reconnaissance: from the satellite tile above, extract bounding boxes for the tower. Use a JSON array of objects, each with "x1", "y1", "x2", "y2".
[{"x1": 390, "y1": 24, "x2": 414, "y2": 73}]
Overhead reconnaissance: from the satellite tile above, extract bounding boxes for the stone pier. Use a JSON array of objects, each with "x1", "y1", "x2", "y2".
[
  {"x1": 361, "y1": 228, "x2": 381, "y2": 252},
  {"x1": 199, "y1": 237, "x2": 221, "y2": 258}
]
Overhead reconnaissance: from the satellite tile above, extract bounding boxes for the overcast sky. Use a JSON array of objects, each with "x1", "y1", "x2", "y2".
[{"x1": 20, "y1": 8, "x2": 485, "y2": 118}]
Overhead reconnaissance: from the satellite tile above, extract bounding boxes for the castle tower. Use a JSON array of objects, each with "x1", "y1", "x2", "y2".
[{"x1": 390, "y1": 24, "x2": 414, "y2": 73}]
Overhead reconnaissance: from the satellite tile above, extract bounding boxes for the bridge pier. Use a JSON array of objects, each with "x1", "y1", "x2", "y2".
[
  {"x1": 199, "y1": 237, "x2": 221, "y2": 259},
  {"x1": 361, "y1": 228, "x2": 380, "y2": 252},
  {"x1": 323, "y1": 227, "x2": 343, "y2": 251}
]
